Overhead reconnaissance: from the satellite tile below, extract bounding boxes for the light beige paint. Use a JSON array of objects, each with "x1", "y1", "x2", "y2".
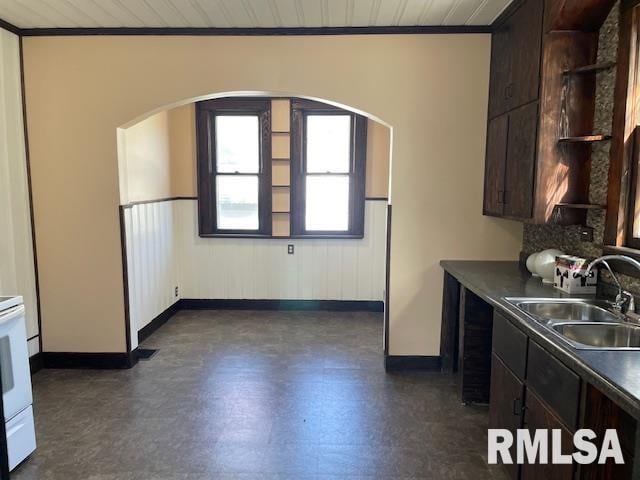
[
  {"x1": 272, "y1": 133, "x2": 290, "y2": 159},
  {"x1": 272, "y1": 188, "x2": 290, "y2": 213},
  {"x1": 121, "y1": 110, "x2": 171, "y2": 204},
  {"x1": 366, "y1": 119, "x2": 391, "y2": 198},
  {"x1": 272, "y1": 212, "x2": 290, "y2": 237},
  {"x1": 168, "y1": 104, "x2": 196, "y2": 198},
  {"x1": 23, "y1": 35, "x2": 522, "y2": 354},
  {"x1": 271, "y1": 99, "x2": 290, "y2": 132}
]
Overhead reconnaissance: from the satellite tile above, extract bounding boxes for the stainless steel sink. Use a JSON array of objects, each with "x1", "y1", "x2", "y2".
[
  {"x1": 505, "y1": 297, "x2": 640, "y2": 350},
  {"x1": 551, "y1": 323, "x2": 640, "y2": 349},
  {"x1": 513, "y1": 299, "x2": 619, "y2": 323}
]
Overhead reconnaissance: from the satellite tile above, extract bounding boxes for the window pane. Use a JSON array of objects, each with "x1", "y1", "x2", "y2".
[
  {"x1": 216, "y1": 176, "x2": 259, "y2": 230},
  {"x1": 306, "y1": 115, "x2": 351, "y2": 173},
  {"x1": 305, "y1": 175, "x2": 349, "y2": 231},
  {"x1": 215, "y1": 116, "x2": 259, "y2": 173}
]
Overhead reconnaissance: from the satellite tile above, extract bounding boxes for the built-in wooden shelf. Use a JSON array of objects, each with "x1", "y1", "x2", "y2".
[
  {"x1": 272, "y1": 210, "x2": 290, "y2": 214},
  {"x1": 272, "y1": 157, "x2": 290, "y2": 161},
  {"x1": 272, "y1": 131, "x2": 290, "y2": 134},
  {"x1": 562, "y1": 61, "x2": 616, "y2": 75},
  {"x1": 272, "y1": 184, "x2": 290, "y2": 188},
  {"x1": 558, "y1": 134, "x2": 612, "y2": 143},
  {"x1": 555, "y1": 203, "x2": 606, "y2": 210}
]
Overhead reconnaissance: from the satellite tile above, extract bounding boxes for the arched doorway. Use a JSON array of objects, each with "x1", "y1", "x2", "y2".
[{"x1": 117, "y1": 93, "x2": 392, "y2": 355}]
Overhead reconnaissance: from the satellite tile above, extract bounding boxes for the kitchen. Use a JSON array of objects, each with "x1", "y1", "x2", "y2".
[{"x1": 1, "y1": 0, "x2": 640, "y2": 478}]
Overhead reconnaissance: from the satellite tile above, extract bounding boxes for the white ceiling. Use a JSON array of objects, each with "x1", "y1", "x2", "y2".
[{"x1": 0, "y1": 0, "x2": 512, "y2": 29}]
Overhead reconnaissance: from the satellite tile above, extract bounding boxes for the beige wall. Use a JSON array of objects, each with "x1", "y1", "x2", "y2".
[
  {"x1": 121, "y1": 110, "x2": 171, "y2": 204},
  {"x1": 168, "y1": 103, "x2": 196, "y2": 198},
  {"x1": 23, "y1": 35, "x2": 522, "y2": 355},
  {"x1": 366, "y1": 120, "x2": 391, "y2": 198}
]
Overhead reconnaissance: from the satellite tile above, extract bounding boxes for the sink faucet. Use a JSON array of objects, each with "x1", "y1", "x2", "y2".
[{"x1": 585, "y1": 255, "x2": 639, "y2": 315}]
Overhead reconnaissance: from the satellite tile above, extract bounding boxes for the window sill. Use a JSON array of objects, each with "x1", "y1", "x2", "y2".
[{"x1": 198, "y1": 233, "x2": 364, "y2": 240}]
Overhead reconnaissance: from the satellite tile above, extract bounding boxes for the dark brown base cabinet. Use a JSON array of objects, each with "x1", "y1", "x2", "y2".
[
  {"x1": 490, "y1": 311, "x2": 637, "y2": 479},
  {"x1": 521, "y1": 391, "x2": 575, "y2": 480},
  {"x1": 489, "y1": 354, "x2": 524, "y2": 480},
  {"x1": 483, "y1": 0, "x2": 616, "y2": 225}
]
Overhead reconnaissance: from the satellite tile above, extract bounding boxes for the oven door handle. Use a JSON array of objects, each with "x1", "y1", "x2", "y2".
[{"x1": 0, "y1": 305, "x2": 24, "y2": 326}]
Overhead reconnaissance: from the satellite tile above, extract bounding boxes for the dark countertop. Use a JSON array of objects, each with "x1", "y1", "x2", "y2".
[{"x1": 441, "y1": 260, "x2": 640, "y2": 420}]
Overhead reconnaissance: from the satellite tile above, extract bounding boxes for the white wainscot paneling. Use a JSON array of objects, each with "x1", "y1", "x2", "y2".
[
  {"x1": 27, "y1": 337, "x2": 39, "y2": 357},
  {"x1": 123, "y1": 201, "x2": 180, "y2": 345},
  {"x1": 176, "y1": 200, "x2": 387, "y2": 301}
]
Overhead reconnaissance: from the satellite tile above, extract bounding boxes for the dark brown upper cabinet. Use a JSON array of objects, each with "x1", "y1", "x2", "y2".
[
  {"x1": 488, "y1": 0, "x2": 543, "y2": 120},
  {"x1": 504, "y1": 102, "x2": 538, "y2": 219},
  {"x1": 483, "y1": 115, "x2": 508, "y2": 216},
  {"x1": 483, "y1": 0, "x2": 616, "y2": 224}
]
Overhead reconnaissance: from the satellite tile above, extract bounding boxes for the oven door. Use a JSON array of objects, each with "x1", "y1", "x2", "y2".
[{"x1": 0, "y1": 305, "x2": 32, "y2": 421}]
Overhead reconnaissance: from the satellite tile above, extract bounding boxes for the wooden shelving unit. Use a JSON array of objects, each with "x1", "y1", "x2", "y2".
[
  {"x1": 558, "y1": 134, "x2": 612, "y2": 143},
  {"x1": 562, "y1": 61, "x2": 616, "y2": 75}
]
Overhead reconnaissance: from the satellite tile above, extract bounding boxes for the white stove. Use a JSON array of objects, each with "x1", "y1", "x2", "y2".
[{"x1": 0, "y1": 296, "x2": 36, "y2": 470}]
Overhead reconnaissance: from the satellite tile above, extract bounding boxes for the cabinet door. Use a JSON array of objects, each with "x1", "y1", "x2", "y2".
[
  {"x1": 504, "y1": 102, "x2": 538, "y2": 219},
  {"x1": 488, "y1": 25, "x2": 512, "y2": 119},
  {"x1": 489, "y1": 353, "x2": 524, "y2": 480},
  {"x1": 505, "y1": 0, "x2": 543, "y2": 111},
  {"x1": 521, "y1": 391, "x2": 574, "y2": 480},
  {"x1": 483, "y1": 114, "x2": 508, "y2": 216}
]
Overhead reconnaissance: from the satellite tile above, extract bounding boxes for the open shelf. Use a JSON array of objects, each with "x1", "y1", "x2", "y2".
[
  {"x1": 558, "y1": 134, "x2": 612, "y2": 143},
  {"x1": 562, "y1": 61, "x2": 616, "y2": 75},
  {"x1": 272, "y1": 184, "x2": 290, "y2": 188},
  {"x1": 555, "y1": 203, "x2": 606, "y2": 210}
]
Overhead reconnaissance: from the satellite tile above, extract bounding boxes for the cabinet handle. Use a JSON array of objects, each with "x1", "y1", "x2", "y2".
[
  {"x1": 497, "y1": 190, "x2": 505, "y2": 204},
  {"x1": 505, "y1": 83, "x2": 514, "y2": 99},
  {"x1": 512, "y1": 397, "x2": 523, "y2": 416}
]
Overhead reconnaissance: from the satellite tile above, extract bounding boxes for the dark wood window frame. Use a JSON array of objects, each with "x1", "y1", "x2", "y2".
[
  {"x1": 290, "y1": 99, "x2": 367, "y2": 239},
  {"x1": 196, "y1": 98, "x2": 272, "y2": 237}
]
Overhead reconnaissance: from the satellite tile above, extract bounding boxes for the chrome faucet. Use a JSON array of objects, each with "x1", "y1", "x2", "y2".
[{"x1": 585, "y1": 255, "x2": 639, "y2": 315}]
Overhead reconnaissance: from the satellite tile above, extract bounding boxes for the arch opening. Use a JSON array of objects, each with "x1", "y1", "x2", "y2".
[{"x1": 117, "y1": 92, "x2": 392, "y2": 354}]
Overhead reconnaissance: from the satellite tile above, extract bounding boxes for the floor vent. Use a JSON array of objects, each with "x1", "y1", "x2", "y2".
[{"x1": 136, "y1": 348, "x2": 158, "y2": 361}]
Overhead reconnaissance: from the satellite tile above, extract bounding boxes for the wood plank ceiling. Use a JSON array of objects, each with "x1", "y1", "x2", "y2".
[{"x1": 0, "y1": 0, "x2": 513, "y2": 29}]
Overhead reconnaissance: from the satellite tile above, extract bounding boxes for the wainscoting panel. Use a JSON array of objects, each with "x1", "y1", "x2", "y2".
[
  {"x1": 176, "y1": 200, "x2": 386, "y2": 301},
  {"x1": 123, "y1": 201, "x2": 180, "y2": 345},
  {"x1": 123, "y1": 199, "x2": 387, "y2": 336}
]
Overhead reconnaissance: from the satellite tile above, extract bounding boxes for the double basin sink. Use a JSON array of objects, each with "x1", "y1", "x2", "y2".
[{"x1": 506, "y1": 298, "x2": 640, "y2": 350}]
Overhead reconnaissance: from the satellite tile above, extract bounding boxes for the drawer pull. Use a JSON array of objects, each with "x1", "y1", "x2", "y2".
[{"x1": 512, "y1": 397, "x2": 523, "y2": 416}]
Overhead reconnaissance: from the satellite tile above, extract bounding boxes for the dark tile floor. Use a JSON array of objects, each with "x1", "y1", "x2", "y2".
[{"x1": 12, "y1": 310, "x2": 508, "y2": 479}]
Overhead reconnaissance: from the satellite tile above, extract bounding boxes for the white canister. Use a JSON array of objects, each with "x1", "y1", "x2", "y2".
[{"x1": 535, "y1": 249, "x2": 565, "y2": 284}]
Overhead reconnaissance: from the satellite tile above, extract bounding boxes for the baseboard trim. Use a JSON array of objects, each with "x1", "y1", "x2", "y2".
[
  {"x1": 384, "y1": 355, "x2": 442, "y2": 372},
  {"x1": 138, "y1": 301, "x2": 181, "y2": 343},
  {"x1": 29, "y1": 353, "x2": 43, "y2": 374},
  {"x1": 42, "y1": 352, "x2": 136, "y2": 369},
  {"x1": 179, "y1": 298, "x2": 384, "y2": 312}
]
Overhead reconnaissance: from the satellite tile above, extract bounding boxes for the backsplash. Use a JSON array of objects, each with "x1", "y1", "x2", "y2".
[{"x1": 521, "y1": 2, "x2": 640, "y2": 294}]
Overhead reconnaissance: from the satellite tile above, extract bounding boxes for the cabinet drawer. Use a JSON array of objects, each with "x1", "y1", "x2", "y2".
[
  {"x1": 527, "y1": 341, "x2": 581, "y2": 429},
  {"x1": 492, "y1": 311, "x2": 528, "y2": 380}
]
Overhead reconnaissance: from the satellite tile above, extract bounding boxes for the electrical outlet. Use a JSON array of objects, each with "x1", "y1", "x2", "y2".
[
  {"x1": 288, "y1": 244, "x2": 294, "y2": 254},
  {"x1": 579, "y1": 226, "x2": 594, "y2": 243},
  {"x1": 175, "y1": 286, "x2": 179, "y2": 297}
]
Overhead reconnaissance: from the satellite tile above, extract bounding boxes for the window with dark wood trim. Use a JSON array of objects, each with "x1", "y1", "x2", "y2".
[
  {"x1": 290, "y1": 99, "x2": 367, "y2": 238},
  {"x1": 196, "y1": 98, "x2": 272, "y2": 237}
]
